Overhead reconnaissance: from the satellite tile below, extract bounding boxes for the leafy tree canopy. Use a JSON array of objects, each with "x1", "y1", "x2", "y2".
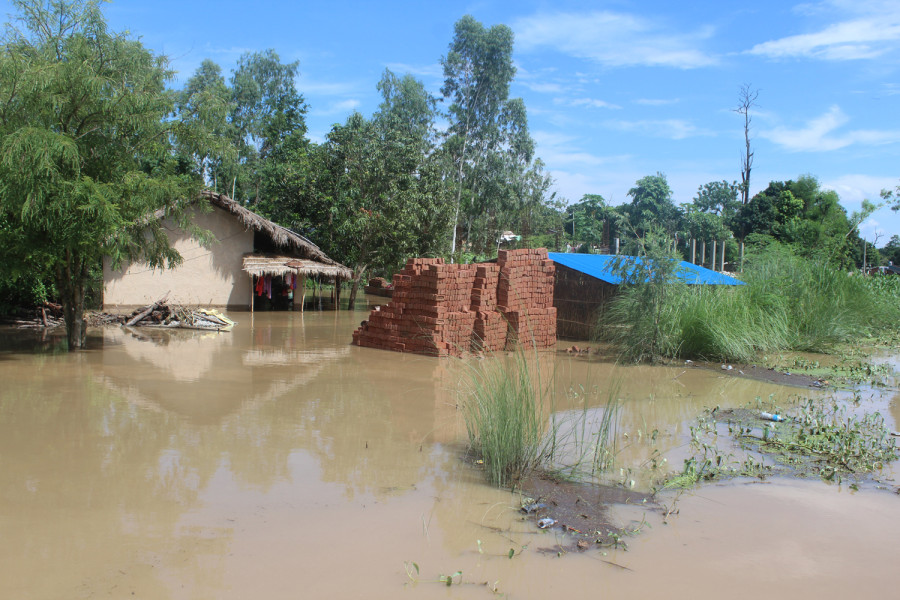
[
  {"x1": 625, "y1": 173, "x2": 677, "y2": 236},
  {"x1": 0, "y1": 0, "x2": 200, "y2": 348}
]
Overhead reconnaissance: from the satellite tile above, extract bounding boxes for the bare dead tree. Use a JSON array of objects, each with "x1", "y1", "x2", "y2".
[{"x1": 734, "y1": 84, "x2": 759, "y2": 206}]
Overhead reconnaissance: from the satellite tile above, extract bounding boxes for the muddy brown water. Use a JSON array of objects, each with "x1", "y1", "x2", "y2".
[{"x1": 1, "y1": 306, "x2": 897, "y2": 599}]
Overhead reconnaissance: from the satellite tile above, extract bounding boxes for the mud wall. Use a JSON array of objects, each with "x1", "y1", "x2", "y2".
[{"x1": 353, "y1": 249, "x2": 556, "y2": 357}]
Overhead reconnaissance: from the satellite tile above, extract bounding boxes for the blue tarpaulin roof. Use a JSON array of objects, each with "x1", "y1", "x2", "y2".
[{"x1": 548, "y1": 252, "x2": 746, "y2": 286}]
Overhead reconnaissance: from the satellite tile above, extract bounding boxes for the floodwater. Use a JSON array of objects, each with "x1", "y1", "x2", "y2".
[{"x1": 1, "y1": 306, "x2": 897, "y2": 599}]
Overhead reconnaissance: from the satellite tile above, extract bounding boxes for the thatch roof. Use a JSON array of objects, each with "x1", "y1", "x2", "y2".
[
  {"x1": 242, "y1": 255, "x2": 352, "y2": 279},
  {"x1": 200, "y1": 190, "x2": 346, "y2": 270}
]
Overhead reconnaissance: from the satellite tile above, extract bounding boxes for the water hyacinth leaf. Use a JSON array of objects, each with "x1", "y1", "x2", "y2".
[{"x1": 508, "y1": 548, "x2": 515, "y2": 559}]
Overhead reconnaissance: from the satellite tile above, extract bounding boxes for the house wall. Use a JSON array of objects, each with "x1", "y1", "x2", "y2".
[
  {"x1": 553, "y1": 264, "x2": 616, "y2": 340},
  {"x1": 103, "y1": 206, "x2": 254, "y2": 311}
]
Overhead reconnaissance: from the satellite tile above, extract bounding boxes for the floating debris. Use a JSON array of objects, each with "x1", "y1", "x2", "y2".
[{"x1": 521, "y1": 502, "x2": 547, "y2": 514}]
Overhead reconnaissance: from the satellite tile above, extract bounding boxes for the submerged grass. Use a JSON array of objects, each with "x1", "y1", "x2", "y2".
[
  {"x1": 461, "y1": 348, "x2": 623, "y2": 488},
  {"x1": 663, "y1": 395, "x2": 899, "y2": 490},
  {"x1": 461, "y1": 349, "x2": 552, "y2": 488}
]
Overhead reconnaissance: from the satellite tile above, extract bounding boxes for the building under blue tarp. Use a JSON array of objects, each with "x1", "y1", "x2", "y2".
[
  {"x1": 548, "y1": 252, "x2": 745, "y2": 339},
  {"x1": 548, "y1": 253, "x2": 745, "y2": 286}
]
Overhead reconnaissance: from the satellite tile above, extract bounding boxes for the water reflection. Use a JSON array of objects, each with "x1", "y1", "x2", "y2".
[{"x1": 1, "y1": 310, "x2": 896, "y2": 600}]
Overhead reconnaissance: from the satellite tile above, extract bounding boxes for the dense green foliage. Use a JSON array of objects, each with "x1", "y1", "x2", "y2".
[
  {"x1": 0, "y1": 0, "x2": 199, "y2": 346},
  {"x1": 600, "y1": 232, "x2": 689, "y2": 362},
  {"x1": 603, "y1": 240, "x2": 900, "y2": 363}
]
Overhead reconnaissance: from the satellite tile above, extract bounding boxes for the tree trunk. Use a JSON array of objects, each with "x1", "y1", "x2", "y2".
[
  {"x1": 347, "y1": 278, "x2": 360, "y2": 310},
  {"x1": 56, "y1": 249, "x2": 88, "y2": 350},
  {"x1": 346, "y1": 265, "x2": 367, "y2": 310}
]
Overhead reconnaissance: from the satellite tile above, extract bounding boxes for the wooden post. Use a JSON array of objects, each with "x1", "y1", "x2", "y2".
[
  {"x1": 250, "y1": 275, "x2": 254, "y2": 315},
  {"x1": 701, "y1": 242, "x2": 706, "y2": 268},
  {"x1": 691, "y1": 239, "x2": 696, "y2": 264},
  {"x1": 719, "y1": 241, "x2": 725, "y2": 272},
  {"x1": 614, "y1": 237, "x2": 619, "y2": 255},
  {"x1": 740, "y1": 242, "x2": 745, "y2": 273},
  {"x1": 712, "y1": 241, "x2": 717, "y2": 272},
  {"x1": 299, "y1": 274, "x2": 306, "y2": 312}
]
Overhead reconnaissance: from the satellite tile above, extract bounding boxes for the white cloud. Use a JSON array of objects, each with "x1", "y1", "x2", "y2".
[
  {"x1": 513, "y1": 11, "x2": 717, "y2": 69},
  {"x1": 522, "y1": 81, "x2": 566, "y2": 94},
  {"x1": 532, "y1": 131, "x2": 577, "y2": 148},
  {"x1": 761, "y1": 105, "x2": 900, "y2": 151},
  {"x1": 749, "y1": 2, "x2": 900, "y2": 60},
  {"x1": 603, "y1": 119, "x2": 713, "y2": 140},
  {"x1": 822, "y1": 173, "x2": 899, "y2": 203},
  {"x1": 821, "y1": 173, "x2": 900, "y2": 239},
  {"x1": 310, "y1": 99, "x2": 361, "y2": 116},
  {"x1": 554, "y1": 97, "x2": 621, "y2": 110},
  {"x1": 383, "y1": 62, "x2": 443, "y2": 79},
  {"x1": 532, "y1": 130, "x2": 633, "y2": 194},
  {"x1": 635, "y1": 98, "x2": 680, "y2": 106},
  {"x1": 298, "y1": 79, "x2": 361, "y2": 96}
]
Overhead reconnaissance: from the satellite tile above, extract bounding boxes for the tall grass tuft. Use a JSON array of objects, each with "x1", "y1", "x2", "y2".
[
  {"x1": 462, "y1": 346, "x2": 627, "y2": 488},
  {"x1": 601, "y1": 240, "x2": 900, "y2": 363},
  {"x1": 461, "y1": 349, "x2": 552, "y2": 487}
]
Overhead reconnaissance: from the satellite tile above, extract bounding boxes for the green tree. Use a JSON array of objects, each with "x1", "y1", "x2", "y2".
[
  {"x1": 0, "y1": 0, "x2": 198, "y2": 349},
  {"x1": 316, "y1": 70, "x2": 451, "y2": 307},
  {"x1": 693, "y1": 180, "x2": 739, "y2": 220},
  {"x1": 880, "y1": 181, "x2": 900, "y2": 211},
  {"x1": 624, "y1": 173, "x2": 678, "y2": 236},
  {"x1": 736, "y1": 176, "x2": 869, "y2": 268},
  {"x1": 880, "y1": 235, "x2": 900, "y2": 266},
  {"x1": 176, "y1": 59, "x2": 238, "y2": 191},
  {"x1": 566, "y1": 194, "x2": 618, "y2": 249},
  {"x1": 441, "y1": 15, "x2": 534, "y2": 256},
  {"x1": 229, "y1": 49, "x2": 307, "y2": 204}
]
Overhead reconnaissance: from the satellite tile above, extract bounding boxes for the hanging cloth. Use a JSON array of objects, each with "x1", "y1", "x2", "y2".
[{"x1": 255, "y1": 275, "x2": 265, "y2": 296}]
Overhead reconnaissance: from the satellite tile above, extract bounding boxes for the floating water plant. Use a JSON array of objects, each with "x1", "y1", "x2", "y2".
[{"x1": 666, "y1": 395, "x2": 899, "y2": 489}]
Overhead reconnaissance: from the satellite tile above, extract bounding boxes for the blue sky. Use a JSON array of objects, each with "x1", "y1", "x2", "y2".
[{"x1": 5, "y1": 0, "x2": 900, "y2": 241}]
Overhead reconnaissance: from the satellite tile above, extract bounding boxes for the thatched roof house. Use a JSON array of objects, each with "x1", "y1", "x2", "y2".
[{"x1": 103, "y1": 192, "x2": 351, "y2": 311}]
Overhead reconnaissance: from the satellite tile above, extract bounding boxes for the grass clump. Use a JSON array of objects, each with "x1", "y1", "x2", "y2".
[
  {"x1": 461, "y1": 349, "x2": 552, "y2": 487},
  {"x1": 461, "y1": 350, "x2": 624, "y2": 488}
]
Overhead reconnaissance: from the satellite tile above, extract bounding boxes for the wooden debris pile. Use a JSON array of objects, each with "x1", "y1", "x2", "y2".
[
  {"x1": 353, "y1": 249, "x2": 556, "y2": 357},
  {"x1": 6, "y1": 301, "x2": 65, "y2": 329},
  {"x1": 123, "y1": 296, "x2": 235, "y2": 331}
]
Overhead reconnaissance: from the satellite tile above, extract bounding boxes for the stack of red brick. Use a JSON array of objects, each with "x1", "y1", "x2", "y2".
[
  {"x1": 353, "y1": 249, "x2": 556, "y2": 357},
  {"x1": 497, "y1": 248, "x2": 557, "y2": 349},
  {"x1": 471, "y1": 263, "x2": 505, "y2": 352}
]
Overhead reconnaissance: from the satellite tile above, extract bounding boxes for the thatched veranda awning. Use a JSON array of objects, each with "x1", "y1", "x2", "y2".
[{"x1": 242, "y1": 255, "x2": 352, "y2": 280}]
